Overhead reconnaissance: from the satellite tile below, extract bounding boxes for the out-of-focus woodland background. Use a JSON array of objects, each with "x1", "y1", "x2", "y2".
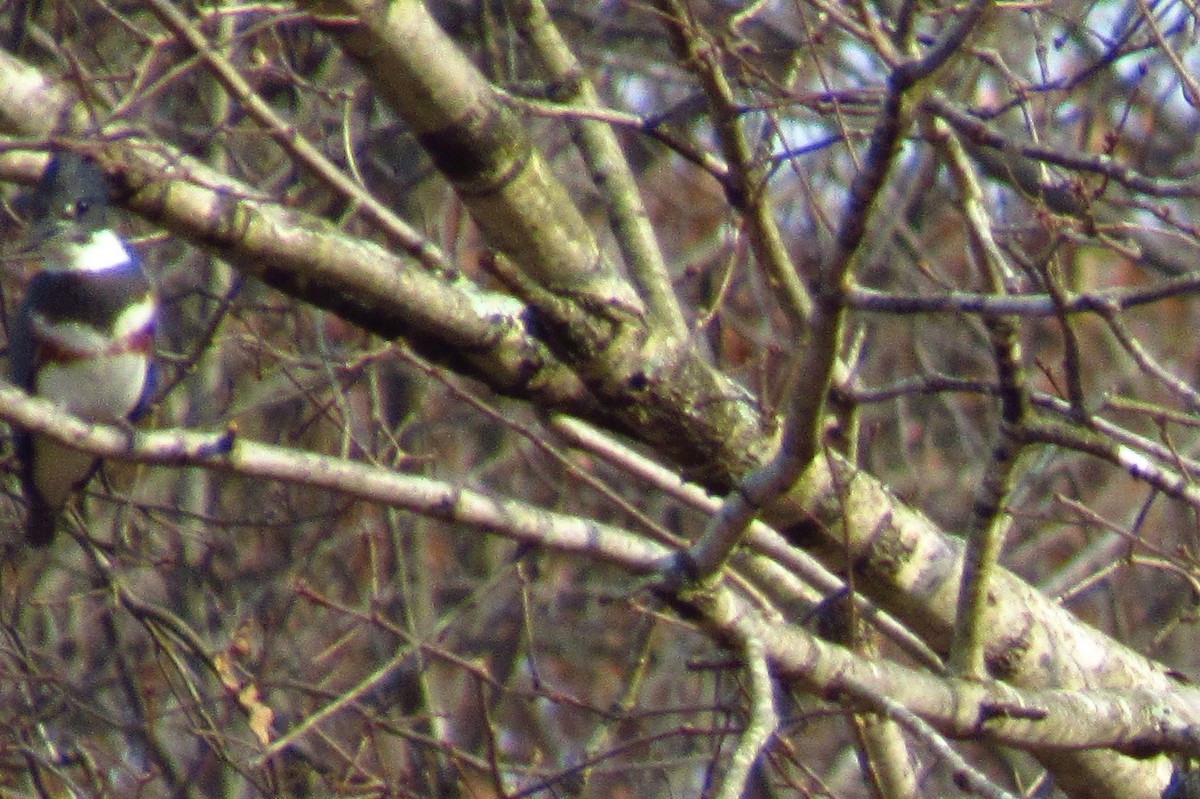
[{"x1": 2, "y1": 1, "x2": 1200, "y2": 797}]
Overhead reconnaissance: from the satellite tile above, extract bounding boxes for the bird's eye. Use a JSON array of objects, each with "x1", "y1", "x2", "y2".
[{"x1": 57, "y1": 199, "x2": 90, "y2": 220}]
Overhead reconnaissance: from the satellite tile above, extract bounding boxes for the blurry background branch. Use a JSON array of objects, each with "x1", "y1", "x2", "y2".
[{"x1": 0, "y1": 2, "x2": 1197, "y2": 798}]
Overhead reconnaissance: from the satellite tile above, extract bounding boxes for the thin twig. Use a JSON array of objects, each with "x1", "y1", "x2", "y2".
[
  {"x1": 715, "y1": 634, "x2": 776, "y2": 799},
  {"x1": 143, "y1": 0, "x2": 451, "y2": 275},
  {"x1": 836, "y1": 674, "x2": 1020, "y2": 799}
]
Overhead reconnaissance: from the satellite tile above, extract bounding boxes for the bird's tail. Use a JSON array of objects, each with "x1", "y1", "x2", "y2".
[{"x1": 25, "y1": 493, "x2": 58, "y2": 547}]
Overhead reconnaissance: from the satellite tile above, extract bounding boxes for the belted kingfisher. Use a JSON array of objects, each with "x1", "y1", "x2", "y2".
[{"x1": 9, "y1": 152, "x2": 157, "y2": 546}]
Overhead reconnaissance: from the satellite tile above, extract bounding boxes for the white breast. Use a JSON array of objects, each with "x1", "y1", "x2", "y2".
[
  {"x1": 30, "y1": 351, "x2": 151, "y2": 507},
  {"x1": 35, "y1": 351, "x2": 150, "y2": 421}
]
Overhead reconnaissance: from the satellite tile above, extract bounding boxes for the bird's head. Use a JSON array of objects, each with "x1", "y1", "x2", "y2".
[{"x1": 28, "y1": 152, "x2": 130, "y2": 273}]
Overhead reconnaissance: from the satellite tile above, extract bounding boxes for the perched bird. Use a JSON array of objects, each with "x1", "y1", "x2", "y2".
[{"x1": 9, "y1": 152, "x2": 157, "y2": 546}]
